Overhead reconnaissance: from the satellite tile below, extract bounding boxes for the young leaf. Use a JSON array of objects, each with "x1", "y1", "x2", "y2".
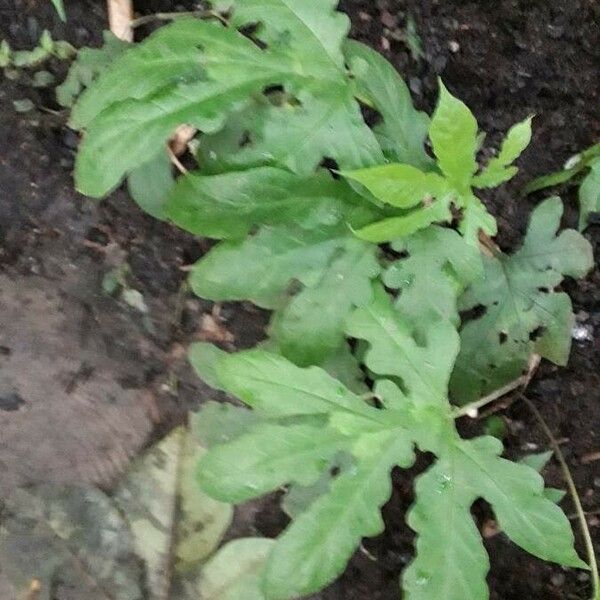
[
  {"x1": 472, "y1": 116, "x2": 533, "y2": 188},
  {"x1": 353, "y1": 196, "x2": 452, "y2": 243},
  {"x1": 342, "y1": 163, "x2": 449, "y2": 209},
  {"x1": 429, "y1": 80, "x2": 478, "y2": 192},
  {"x1": 451, "y1": 197, "x2": 593, "y2": 403},
  {"x1": 50, "y1": 0, "x2": 66, "y2": 21},
  {"x1": 579, "y1": 158, "x2": 600, "y2": 230},
  {"x1": 344, "y1": 40, "x2": 432, "y2": 170}
]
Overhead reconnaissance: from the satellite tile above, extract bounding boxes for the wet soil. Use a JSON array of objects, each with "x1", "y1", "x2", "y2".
[{"x1": 0, "y1": 1, "x2": 598, "y2": 599}]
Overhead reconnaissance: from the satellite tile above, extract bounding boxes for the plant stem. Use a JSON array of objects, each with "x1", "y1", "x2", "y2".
[
  {"x1": 522, "y1": 395, "x2": 599, "y2": 600},
  {"x1": 452, "y1": 375, "x2": 527, "y2": 418}
]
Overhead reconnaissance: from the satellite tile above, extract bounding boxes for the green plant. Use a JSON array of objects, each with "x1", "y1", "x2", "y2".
[
  {"x1": 525, "y1": 141, "x2": 600, "y2": 230},
  {"x1": 68, "y1": 2, "x2": 596, "y2": 599},
  {"x1": 50, "y1": 0, "x2": 66, "y2": 21}
]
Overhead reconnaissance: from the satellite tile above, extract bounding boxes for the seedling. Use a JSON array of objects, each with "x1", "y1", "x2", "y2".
[{"x1": 69, "y1": 2, "x2": 596, "y2": 599}]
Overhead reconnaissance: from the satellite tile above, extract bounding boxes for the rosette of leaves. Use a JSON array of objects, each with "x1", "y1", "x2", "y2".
[
  {"x1": 69, "y1": 0, "x2": 542, "y2": 372},
  {"x1": 194, "y1": 287, "x2": 586, "y2": 600}
]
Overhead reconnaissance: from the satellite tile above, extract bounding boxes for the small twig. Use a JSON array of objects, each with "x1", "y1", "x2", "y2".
[
  {"x1": 453, "y1": 375, "x2": 528, "y2": 418},
  {"x1": 108, "y1": 0, "x2": 134, "y2": 42},
  {"x1": 167, "y1": 146, "x2": 188, "y2": 174},
  {"x1": 453, "y1": 354, "x2": 540, "y2": 419},
  {"x1": 522, "y1": 394, "x2": 599, "y2": 600}
]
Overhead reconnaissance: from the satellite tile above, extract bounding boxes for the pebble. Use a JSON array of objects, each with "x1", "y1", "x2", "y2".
[
  {"x1": 551, "y1": 573, "x2": 565, "y2": 587},
  {"x1": 448, "y1": 40, "x2": 460, "y2": 53},
  {"x1": 572, "y1": 323, "x2": 594, "y2": 342}
]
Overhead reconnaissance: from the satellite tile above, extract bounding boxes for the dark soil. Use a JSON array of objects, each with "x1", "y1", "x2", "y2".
[{"x1": 0, "y1": 1, "x2": 598, "y2": 599}]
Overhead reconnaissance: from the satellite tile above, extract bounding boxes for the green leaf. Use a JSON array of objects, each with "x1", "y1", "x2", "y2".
[
  {"x1": 458, "y1": 437, "x2": 585, "y2": 568},
  {"x1": 520, "y1": 450, "x2": 554, "y2": 472},
  {"x1": 346, "y1": 285, "x2": 459, "y2": 409},
  {"x1": 459, "y1": 198, "x2": 498, "y2": 244},
  {"x1": 451, "y1": 197, "x2": 593, "y2": 403},
  {"x1": 198, "y1": 89, "x2": 384, "y2": 176},
  {"x1": 222, "y1": 0, "x2": 350, "y2": 76},
  {"x1": 269, "y1": 238, "x2": 379, "y2": 365},
  {"x1": 403, "y1": 453, "x2": 489, "y2": 600},
  {"x1": 74, "y1": 21, "x2": 296, "y2": 196},
  {"x1": 403, "y1": 436, "x2": 585, "y2": 600},
  {"x1": 70, "y1": 20, "x2": 208, "y2": 128},
  {"x1": 472, "y1": 116, "x2": 532, "y2": 188},
  {"x1": 429, "y1": 80, "x2": 478, "y2": 192},
  {"x1": 342, "y1": 163, "x2": 449, "y2": 209},
  {"x1": 128, "y1": 149, "x2": 174, "y2": 220},
  {"x1": 190, "y1": 225, "x2": 348, "y2": 308},
  {"x1": 263, "y1": 432, "x2": 414, "y2": 599},
  {"x1": 353, "y1": 195, "x2": 452, "y2": 245},
  {"x1": 166, "y1": 167, "x2": 357, "y2": 239},
  {"x1": 189, "y1": 342, "x2": 229, "y2": 391},
  {"x1": 579, "y1": 158, "x2": 600, "y2": 230},
  {"x1": 385, "y1": 226, "x2": 482, "y2": 326},
  {"x1": 114, "y1": 427, "x2": 233, "y2": 594},
  {"x1": 198, "y1": 538, "x2": 275, "y2": 600},
  {"x1": 191, "y1": 401, "x2": 264, "y2": 448},
  {"x1": 190, "y1": 221, "x2": 381, "y2": 365},
  {"x1": 216, "y1": 349, "x2": 376, "y2": 419},
  {"x1": 50, "y1": 0, "x2": 66, "y2": 21},
  {"x1": 198, "y1": 422, "x2": 345, "y2": 503},
  {"x1": 344, "y1": 40, "x2": 432, "y2": 170},
  {"x1": 56, "y1": 31, "x2": 130, "y2": 108}
]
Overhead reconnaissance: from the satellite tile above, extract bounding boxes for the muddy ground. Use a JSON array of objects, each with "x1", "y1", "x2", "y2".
[{"x1": 0, "y1": 0, "x2": 598, "y2": 598}]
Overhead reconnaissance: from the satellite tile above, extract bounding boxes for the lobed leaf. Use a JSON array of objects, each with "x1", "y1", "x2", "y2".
[
  {"x1": 347, "y1": 285, "x2": 460, "y2": 408},
  {"x1": 384, "y1": 225, "x2": 482, "y2": 326},
  {"x1": 263, "y1": 432, "x2": 414, "y2": 599},
  {"x1": 451, "y1": 197, "x2": 593, "y2": 403},
  {"x1": 472, "y1": 116, "x2": 532, "y2": 188}
]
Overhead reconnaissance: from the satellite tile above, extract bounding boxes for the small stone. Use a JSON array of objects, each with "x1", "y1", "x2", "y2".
[
  {"x1": 380, "y1": 10, "x2": 396, "y2": 28},
  {"x1": 381, "y1": 37, "x2": 391, "y2": 51},
  {"x1": 551, "y1": 573, "x2": 565, "y2": 587},
  {"x1": 572, "y1": 323, "x2": 593, "y2": 342},
  {"x1": 448, "y1": 40, "x2": 460, "y2": 53},
  {"x1": 358, "y1": 11, "x2": 372, "y2": 22}
]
